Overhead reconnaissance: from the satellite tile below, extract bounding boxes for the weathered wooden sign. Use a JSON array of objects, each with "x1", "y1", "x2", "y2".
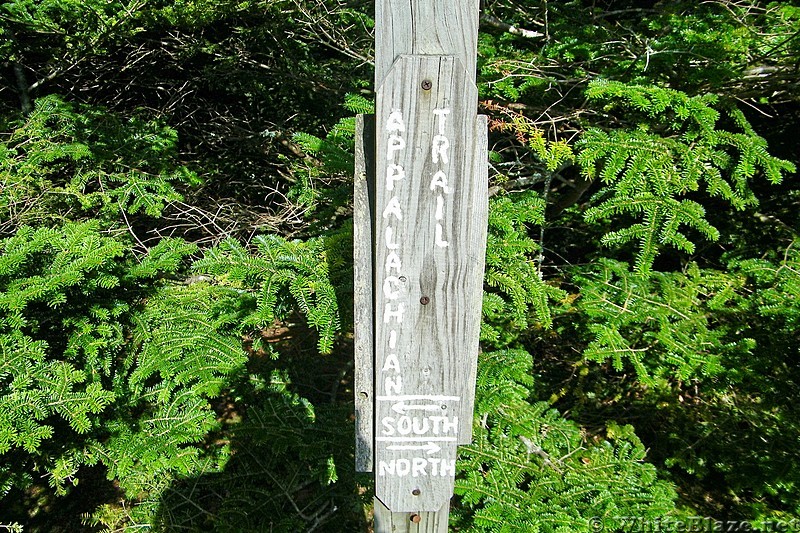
[{"x1": 355, "y1": 0, "x2": 486, "y2": 528}]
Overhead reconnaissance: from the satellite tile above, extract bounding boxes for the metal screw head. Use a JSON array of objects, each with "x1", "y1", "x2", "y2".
[
  {"x1": 410, "y1": 514, "x2": 422, "y2": 523},
  {"x1": 421, "y1": 79, "x2": 432, "y2": 90},
  {"x1": 412, "y1": 488, "x2": 421, "y2": 496},
  {"x1": 420, "y1": 296, "x2": 430, "y2": 305}
]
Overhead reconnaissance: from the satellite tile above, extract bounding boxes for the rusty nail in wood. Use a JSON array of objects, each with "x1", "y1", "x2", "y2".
[
  {"x1": 421, "y1": 79, "x2": 432, "y2": 90},
  {"x1": 420, "y1": 296, "x2": 430, "y2": 305},
  {"x1": 410, "y1": 514, "x2": 422, "y2": 523},
  {"x1": 412, "y1": 488, "x2": 421, "y2": 496}
]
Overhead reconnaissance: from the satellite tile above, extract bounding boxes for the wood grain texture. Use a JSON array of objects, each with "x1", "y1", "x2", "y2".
[
  {"x1": 369, "y1": 0, "x2": 486, "y2": 521},
  {"x1": 375, "y1": 0, "x2": 480, "y2": 87},
  {"x1": 457, "y1": 113, "x2": 488, "y2": 446},
  {"x1": 372, "y1": 55, "x2": 487, "y2": 512},
  {"x1": 373, "y1": 496, "x2": 449, "y2": 533},
  {"x1": 354, "y1": 114, "x2": 376, "y2": 473}
]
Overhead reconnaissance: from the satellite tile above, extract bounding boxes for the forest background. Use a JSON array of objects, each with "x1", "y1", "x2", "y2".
[{"x1": 0, "y1": 0, "x2": 799, "y2": 531}]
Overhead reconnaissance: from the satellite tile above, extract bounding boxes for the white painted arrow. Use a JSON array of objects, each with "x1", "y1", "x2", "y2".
[
  {"x1": 386, "y1": 442, "x2": 442, "y2": 455},
  {"x1": 391, "y1": 401, "x2": 444, "y2": 415}
]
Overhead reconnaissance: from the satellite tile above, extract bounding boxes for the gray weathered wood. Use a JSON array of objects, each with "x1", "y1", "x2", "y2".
[
  {"x1": 375, "y1": 0, "x2": 480, "y2": 87},
  {"x1": 354, "y1": 114, "x2": 377, "y2": 473},
  {"x1": 457, "y1": 113, "x2": 488, "y2": 446},
  {"x1": 365, "y1": 0, "x2": 486, "y2": 526},
  {"x1": 372, "y1": 54, "x2": 487, "y2": 513},
  {"x1": 373, "y1": 496, "x2": 449, "y2": 533}
]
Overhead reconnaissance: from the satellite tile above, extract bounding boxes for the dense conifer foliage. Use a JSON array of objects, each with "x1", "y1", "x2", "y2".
[{"x1": 1, "y1": 1, "x2": 798, "y2": 530}]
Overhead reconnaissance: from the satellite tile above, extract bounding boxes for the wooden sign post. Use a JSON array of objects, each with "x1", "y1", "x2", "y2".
[{"x1": 354, "y1": 1, "x2": 487, "y2": 530}]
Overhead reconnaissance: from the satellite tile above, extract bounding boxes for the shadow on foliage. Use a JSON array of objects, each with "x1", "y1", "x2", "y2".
[
  {"x1": 533, "y1": 322, "x2": 800, "y2": 521},
  {"x1": 151, "y1": 323, "x2": 370, "y2": 532}
]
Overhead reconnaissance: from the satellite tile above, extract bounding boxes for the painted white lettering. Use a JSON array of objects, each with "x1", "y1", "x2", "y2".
[
  {"x1": 412, "y1": 457, "x2": 427, "y2": 477},
  {"x1": 378, "y1": 460, "x2": 395, "y2": 476},
  {"x1": 396, "y1": 459, "x2": 411, "y2": 476},
  {"x1": 425, "y1": 416, "x2": 459, "y2": 434},
  {"x1": 435, "y1": 195, "x2": 445, "y2": 220},
  {"x1": 435, "y1": 223, "x2": 449, "y2": 248},
  {"x1": 385, "y1": 164, "x2": 405, "y2": 191},
  {"x1": 440, "y1": 459, "x2": 456, "y2": 477},
  {"x1": 396, "y1": 416, "x2": 412, "y2": 435},
  {"x1": 442, "y1": 416, "x2": 459, "y2": 434},
  {"x1": 382, "y1": 353, "x2": 401, "y2": 373},
  {"x1": 382, "y1": 197, "x2": 403, "y2": 220},
  {"x1": 387, "y1": 135, "x2": 405, "y2": 160},
  {"x1": 386, "y1": 110, "x2": 405, "y2": 132},
  {"x1": 383, "y1": 303, "x2": 405, "y2": 324},
  {"x1": 432, "y1": 108, "x2": 450, "y2": 135},
  {"x1": 383, "y1": 416, "x2": 448, "y2": 436},
  {"x1": 383, "y1": 275, "x2": 403, "y2": 300},
  {"x1": 381, "y1": 417, "x2": 395, "y2": 436},
  {"x1": 384, "y1": 251, "x2": 402, "y2": 274},
  {"x1": 385, "y1": 227, "x2": 400, "y2": 250},
  {"x1": 389, "y1": 330, "x2": 397, "y2": 349},
  {"x1": 384, "y1": 375, "x2": 402, "y2": 395},
  {"x1": 412, "y1": 417, "x2": 430, "y2": 435},
  {"x1": 432, "y1": 135, "x2": 449, "y2": 164},
  {"x1": 378, "y1": 458, "x2": 457, "y2": 478},
  {"x1": 429, "y1": 171, "x2": 451, "y2": 194}
]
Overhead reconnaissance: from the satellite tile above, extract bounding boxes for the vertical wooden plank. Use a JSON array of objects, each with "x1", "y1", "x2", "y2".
[
  {"x1": 354, "y1": 114, "x2": 376, "y2": 472},
  {"x1": 372, "y1": 55, "x2": 486, "y2": 513},
  {"x1": 374, "y1": 496, "x2": 449, "y2": 533},
  {"x1": 457, "y1": 114, "x2": 488, "y2": 446},
  {"x1": 369, "y1": 0, "x2": 485, "y2": 526},
  {"x1": 375, "y1": 0, "x2": 480, "y2": 86}
]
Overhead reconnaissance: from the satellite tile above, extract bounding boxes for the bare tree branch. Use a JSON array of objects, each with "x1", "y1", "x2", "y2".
[{"x1": 480, "y1": 13, "x2": 545, "y2": 39}]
